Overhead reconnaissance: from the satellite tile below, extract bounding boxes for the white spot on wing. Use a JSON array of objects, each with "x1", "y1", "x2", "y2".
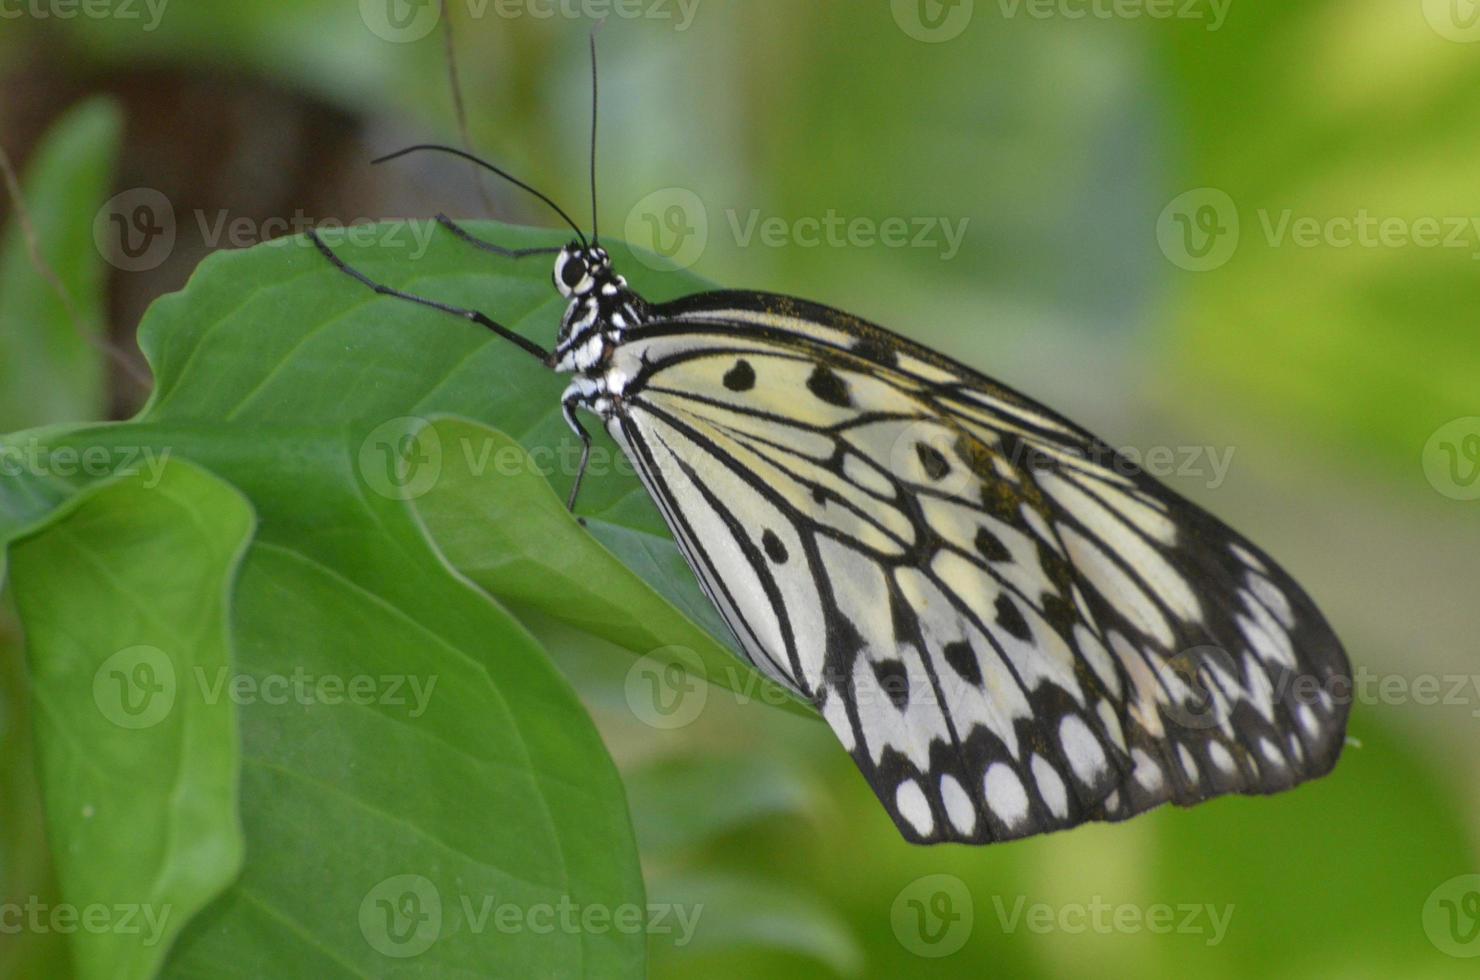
[
  {"x1": 940, "y1": 774, "x2": 977, "y2": 836},
  {"x1": 1177, "y1": 744, "x2": 1200, "y2": 785},
  {"x1": 1132, "y1": 748, "x2": 1164, "y2": 792},
  {"x1": 984, "y1": 763, "x2": 1030, "y2": 828},
  {"x1": 1075, "y1": 625, "x2": 1122, "y2": 699},
  {"x1": 895, "y1": 780, "x2": 934, "y2": 838},
  {"x1": 1248, "y1": 572, "x2": 1295, "y2": 630},
  {"x1": 1058, "y1": 714, "x2": 1109, "y2": 787},
  {"x1": 1031, "y1": 754, "x2": 1069, "y2": 819},
  {"x1": 1230, "y1": 541, "x2": 1268, "y2": 572}
]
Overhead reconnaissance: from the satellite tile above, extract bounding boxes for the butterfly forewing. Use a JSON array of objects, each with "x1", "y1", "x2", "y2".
[{"x1": 605, "y1": 290, "x2": 1350, "y2": 845}]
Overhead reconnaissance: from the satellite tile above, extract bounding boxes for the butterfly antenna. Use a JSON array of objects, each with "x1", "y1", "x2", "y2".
[
  {"x1": 438, "y1": 0, "x2": 496, "y2": 217},
  {"x1": 588, "y1": 19, "x2": 605, "y2": 244},
  {"x1": 373, "y1": 144, "x2": 588, "y2": 248}
]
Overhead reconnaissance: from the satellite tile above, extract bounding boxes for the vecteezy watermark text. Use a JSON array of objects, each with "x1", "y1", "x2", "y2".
[
  {"x1": 0, "y1": 0, "x2": 168, "y2": 31},
  {"x1": 0, "y1": 439, "x2": 169, "y2": 488},
  {"x1": 358, "y1": 0, "x2": 700, "y2": 44},
  {"x1": 93, "y1": 646, "x2": 439, "y2": 730},
  {"x1": 992, "y1": 895, "x2": 1234, "y2": 945},
  {"x1": 624, "y1": 188, "x2": 970, "y2": 270},
  {"x1": 0, "y1": 898, "x2": 172, "y2": 946},
  {"x1": 358, "y1": 875, "x2": 702, "y2": 958},
  {"x1": 94, "y1": 189, "x2": 443, "y2": 272},
  {"x1": 1158, "y1": 188, "x2": 1480, "y2": 271}
]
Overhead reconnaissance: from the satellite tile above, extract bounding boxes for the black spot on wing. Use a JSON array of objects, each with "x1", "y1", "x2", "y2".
[
  {"x1": 723, "y1": 359, "x2": 756, "y2": 391},
  {"x1": 994, "y1": 593, "x2": 1032, "y2": 642},
  {"x1": 942, "y1": 640, "x2": 983, "y2": 687},
  {"x1": 915, "y1": 442, "x2": 950, "y2": 481},
  {"x1": 807, "y1": 364, "x2": 852, "y2": 407},
  {"x1": 974, "y1": 525, "x2": 1010, "y2": 562},
  {"x1": 872, "y1": 658, "x2": 911, "y2": 710},
  {"x1": 761, "y1": 528, "x2": 789, "y2": 564}
]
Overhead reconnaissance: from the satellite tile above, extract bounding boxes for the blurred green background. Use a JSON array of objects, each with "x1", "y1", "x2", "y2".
[{"x1": 2, "y1": 1, "x2": 1478, "y2": 977}]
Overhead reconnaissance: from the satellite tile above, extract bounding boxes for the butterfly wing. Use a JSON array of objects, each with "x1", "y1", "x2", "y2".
[{"x1": 603, "y1": 290, "x2": 1351, "y2": 845}]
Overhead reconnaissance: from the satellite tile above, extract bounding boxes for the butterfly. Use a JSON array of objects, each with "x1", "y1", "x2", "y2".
[{"x1": 308, "y1": 36, "x2": 1351, "y2": 845}]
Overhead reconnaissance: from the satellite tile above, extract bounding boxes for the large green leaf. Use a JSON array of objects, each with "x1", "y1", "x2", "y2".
[
  {"x1": 8, "y1": 460, "x2": 252, "y2": 980},
  {"x1": 0, "y1": 97, "x2": 119, "y2": 430},
  {"x1": 0, "y1": 221, "x2": 771, "y2": 977}
]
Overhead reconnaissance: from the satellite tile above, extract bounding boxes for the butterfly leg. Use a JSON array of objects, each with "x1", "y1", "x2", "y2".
[
  {"x1": 560, "y1": 394, "x2": 594, "y2": 516},
  {"x1": 307, "y1": 229, "x2": 551, "y2": 363},
  {"x1": 434, "y1": 214, "x2": 562, "y2": 259}
]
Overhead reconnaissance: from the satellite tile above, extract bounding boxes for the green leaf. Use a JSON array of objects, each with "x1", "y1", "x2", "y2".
[
  {"x1": 7, "y1": 459, "x2": 253, "y2": 980},
  {"x1": 1, "y1": 422, "x2": 651, "y2": 977},
  {"x1": 0, "y1": 97, "x2": 120, "y2": 430},
  {"x1": 1, "y1": 220, "x2": 701, "y2": 976}
]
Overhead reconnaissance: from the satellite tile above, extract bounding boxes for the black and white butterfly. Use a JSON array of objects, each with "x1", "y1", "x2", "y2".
[{"x1": 310, "y1": 37, "x2": 1350, "y2": 845}]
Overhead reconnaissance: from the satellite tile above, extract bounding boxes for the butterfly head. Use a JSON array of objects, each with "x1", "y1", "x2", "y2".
[
  {"x1": 553, "y1": 242, "x2": 613, "y2": 299},
  {"x1": 550, "y1": 241, "x2": 643, "y2": 375}
]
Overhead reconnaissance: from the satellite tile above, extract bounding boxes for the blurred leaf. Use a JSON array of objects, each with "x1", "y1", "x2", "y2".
[
  {"x1": 649, "y1": 871, "x2": 863, "y2": 978},
  {"x1": 0, "y1": 602, "x2": 72, "y2": 980},
  {"x1": 8, "y1": 459, "x2": 252, "y2": 980},
  {"x1": 0, "y1": 96, "x2": 120, "y2": 430},
  {"x1": 623, "y1": 754, "x2": 815, "y2": 856},
  {"x1": 1155, "y1": 3, "x2": 1480, "y2": 473}
]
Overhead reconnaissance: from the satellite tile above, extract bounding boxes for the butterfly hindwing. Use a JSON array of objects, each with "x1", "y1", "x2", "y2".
[{"x1": 605, "y1": 290, "x2": 1350, "y2": 845}]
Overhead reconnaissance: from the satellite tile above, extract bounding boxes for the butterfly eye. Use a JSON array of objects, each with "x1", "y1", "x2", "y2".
[{"x1": 560, "y1": 256, "x2": 588, "y2": 290}]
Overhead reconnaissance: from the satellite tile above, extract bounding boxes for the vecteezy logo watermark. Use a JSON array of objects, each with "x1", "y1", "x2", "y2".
[
  {"x1": 727, "y1": 210, "x2": 969, "y2": 261},
  {"x1": 93, "y1": 646, "x2": 177, "y2": 729},
  {"x1": 991, "y1": 895, "x2": 1234, "y2": 945},
  {"x1": 1159, "y1": 188, "x2": 1480, "y2": 271},
  {"x1": 356, "y1": 419, "x2": 637, "y2": 501},
  {"x1": 1423, "y1": 417, "x2": 1480, "y2": 501},
  {"x1": 626, "y1": 188, "x2": 710, "y2": 271},
  {"x1": 0, "y1": 0, "x2": 168, "y2": 31},
  {"x1": 93, "y1": 654, "x2": 438, "y2": 730},
  {"x1": 0, "y1": 438, "x2": 171, "y2": 487},
  {"x1": 625, "y1": 646, "x2": 708, "y2": 729},
  {"x1": 892, "y1": 0, "x2": 975, "y2": 42},
  {"x1": 1423, "y1": 874, "x2": 1480, "y2": 958},
  {"x1": 359, "y1": 417, "x2": 444, "y2": 501},
  {"x1": 358, "y1": 876, "x2": 703, "y2": 958},
  {"x1": 1424, "y1": 0, "x2": 1480, "y2": 43},
  {"x1": 360, "y1": 874, "x2": 442, "y2": 958},
  {"x1": 0, "y1": 898, "x2": 173, "y2": 945},
  {"x1": 1155, "y1": 644, "x2": 1239, "y2": 732},
  {"x1": 359, "y1": 0, "x2": 699, "y2": 43},
  {"x1": 892, "y1": 875, "x2": 973, "y2": 957},
  {"x1": 1157, "y1": 188, "x2": 1240, "y2": 272},
  {"x1": 94, "y1": 188, "x2": 176, "y2": 273},
  {"x1": 624, "y1": 188, "x2": 970, "y2": 271},
  {"x1": 93, "y1": 193, "x2": 442, "y2": 272},
  {"x1": 994, "y1": 0, "x2": 1230, "y2": 31}
]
